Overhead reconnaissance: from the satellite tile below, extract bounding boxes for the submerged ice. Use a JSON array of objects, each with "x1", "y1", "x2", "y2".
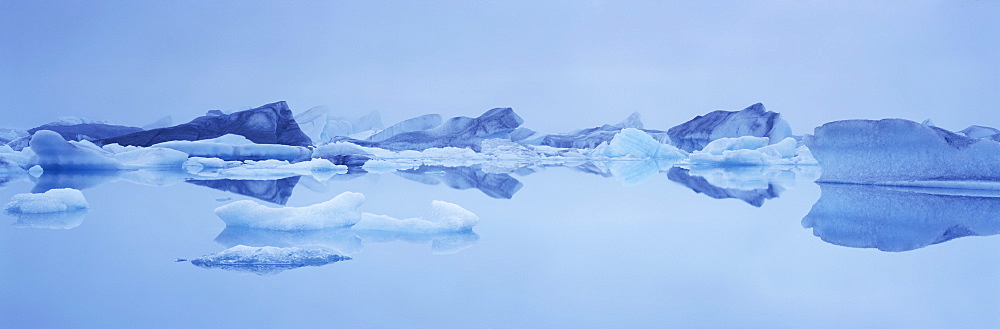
[{"x1": 189, "y1": 245, "x2": 350, "y2": 275}]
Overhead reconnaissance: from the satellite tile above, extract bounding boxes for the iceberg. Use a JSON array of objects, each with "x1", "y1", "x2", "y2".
[
  {"x1": 185, "y1": 158, "x2": 347, "y2": 181},
  {"x1": 215, "y1": 191, "x2": 365, "y2": 230},
  {"x1": 4, "y1": 188, "x2": 89, "y2": 229},
  {"x1": 802, "y1": 183, "x2": 1000, "y2": 252},
  {"x1": 28, "y1": 130, "x2": 190, "y2": 170},
  {"x1": 959, "y1": 125, "x2": 1000, "y2": 139},
  {"x1": 805, "y1": 119, "x2": 1000, "y2": 185},
  {"x1": 366, "y1": 114, "x2": 443, "y2": 143},
  {"x1": 667, "y1": 103, "x2": 792, "y2": 152},
  {"x1": 370, "y1": 107, "x2": 523, "y2": 151},
  {"x1": 141, "y1": 116, "x2": 173, "y2": 130},
  {"x1": 312, "y1": 142, "x2": 373, "y2": 166},
  {"x1": 188, "y1": 245, "x2": 351, "y2": 275},
  {"x1": 598, "y1": 128, "x2": 687, "y2": 159},
  {"x1": 151, "y1": 134, "x2": 312, "y2": 161},
  {"x1": 539, "y1": 113, "x2": 671, "y2": 149},
  {"x1": 27, "y1": 123, "x2": 142, "y2": 143},
  {"x1": 685, "y1": 136, "x2": 808, "y2": 166},
  {"x1": 0, "y1": 128, "x2": 28, "y2": 145},
  {"x1": 98, "y1": 101, "x2": 313, "y2": 147},
  {"x1": 294, "y1": 106, "x2": 383, "y2": 144},
  {"x1": 354, "y1": 200, "x2": 480, "y2": 233}
]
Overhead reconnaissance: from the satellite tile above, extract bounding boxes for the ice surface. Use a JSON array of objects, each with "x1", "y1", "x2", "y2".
[
  {"x1": 29, "y1": 130, "x2": 123, "y2": 170},
  {"x1": 4, "y1": 188, "x2": 88, "y2": 213},
  {"x1": 539, "y1": 113, "x2": 671, "y2": 149},
  {"x1": 215, "y1": 191, "x2": 365, "y2": 230},
  {"x1": 294, "y1": 106, "x2": 383, "y2": 144},
  {"x1": 99, "y1": 101, "x2": 313, "y2": 147},
  {"x1": 28, "y1": 123, "x2": 142, "y2": 143},
  {"x1": 0, "y1": 128, "x2": 28, "y2": 145},
  {"x1": 28, "y1": 130, "x2": 193, "y2": 170},
  {"x1": 686, "y1": 136, "x2": 807, "y2": 166},
  {"x1": 598, "y1": 128, "x2": 687, "y2": 159},
  {"x1": 805, "y1": 119, "x2": 1000, "y2": 185},
  {"x1": 152, "y1": 134, "x2": 312, "y2": 161},
  {"x1": 189, "y1": 245, "x2": 350, "y2": 275},
  {"x1": 4, "y1": 188, "x2": 90, "y2": 229},
  {"x1": 354, "y1": 200, "x2": 480, "y2": 233},
  {"x1": 371, "y1": 107, "x2": 523, "y2": 151},
  {"x1": 185, "y1": 158, "x2": 347, "y2": 181},
  {"x1": 366, "y1": 114, "x2": 443, "y2": 143},
  {"x1": 667, "y1": 103, "x2": 792, "y2": 152},
  {"x1": 802, "y1": 183, "x2": 1000, "y2": 252},
  {"x1": 959, "y1": 125, "x2": 1000, "y2": 139},
  {"x1": 312, "y1": 142, "x2": 373, "y2": 166}
]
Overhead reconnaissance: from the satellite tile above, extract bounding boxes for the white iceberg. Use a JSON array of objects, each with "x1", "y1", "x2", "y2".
[
  {"x1": 214, "y1": 191, "x2": 365, "y2": 230},
  {"x1": 354, "y1": 200, "x2": 480, "y2": 233},
  {"x1": 4, "y1": 188, "x2": 89, "y2": 229},
  {"x1": 152, "y1": 134, "x2": 312, "y2": 161}
]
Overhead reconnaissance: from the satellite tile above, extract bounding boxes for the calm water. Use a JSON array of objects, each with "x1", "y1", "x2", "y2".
[{"x1": 2, "y1": 165, "x2": 999, "y2": 328}]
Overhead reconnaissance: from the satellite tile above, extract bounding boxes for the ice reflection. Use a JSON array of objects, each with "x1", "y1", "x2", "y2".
[{"x1": 803, "y1": 183, "x2": 1000, "y2": 252}]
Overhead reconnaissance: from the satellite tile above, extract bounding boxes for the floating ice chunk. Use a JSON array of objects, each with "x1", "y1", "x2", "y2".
[
  {"x1": 4, "y1": 188, "x2": 88, "y2": 213},
  {"x1": 0, "y1": 144, "x2": 34, "y2": 168},
  {"x1": 295, "y1": 106, "x2": 383, "y2": 144},
  {"x1": 366, "y1": 114, "x2": 443, "y2": 143},
  {"x1": 667, "y1": 103, "x2": 792, "y2": 152},
  {"x1": 99, "y1": 101, "x2": 313, "y2": 147},
  {"x1": 189, "y1": 245, "x2": 350, "y2": 275},
  {"x1": 372, "y1": 108, "x2": 522, "y2": 151},
  {"x1": 312, "y1": 142, "x2": 373, "y2": 166},
  {"x1": 29, "y1": 130, "x2": 122, "y2": 170},
  {"x1": 4, "y1": 188, "x2": 89, "y2": 229},
  {"x1": 27, "y1": 165, "x2": 43, "y2": 177},
  {"x1": 113, "y1": 147, "x2": 189, "y2": 169},
  {"x1": 805, "y1": 119, "x2": 1000, "y2": 185},
  {"x1": 600, "y1": 128, "x2": 687, "y2": 159},
  {"x1": 354, "y1": 200, "x2": 479, "y2": 233},
  {"x1": 959, "y1": 125, "x2": 1000, "y2": 139},
  {"x1": 687, "y1": 136, "x2": 803, "y2": 166},
  {"x1": 215, "y1": 191, "x2": 365, "y2": 230},
  {"x1": 152, "y1": 134, "x2": 312, "y2": 161},
  {"x1": 802, "y1": 183, "x2": 1000, "y2": 252},
  {"x1": 187, "y1": 158, "x2": 347, "y2": 181}
]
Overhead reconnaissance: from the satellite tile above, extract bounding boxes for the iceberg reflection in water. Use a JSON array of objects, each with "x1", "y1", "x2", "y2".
[{"x1": 802, "y1": 183, "x2": 1000, "y2": 252}]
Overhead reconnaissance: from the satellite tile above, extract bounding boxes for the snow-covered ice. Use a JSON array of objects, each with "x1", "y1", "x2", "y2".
[
  {"x1": 189, "y1": 245, "x2": 351, "y2": 275},
  {"x1": 4, "y1": 188, "x2": 89, "y2": 229},
  {"x1": 685, "y1": 136, "x2": 810, "y2": 166},
  {"x1": 354, "y1": 200, "x2": 480, "y2": 233},
  {"x1": 215, "y1": 191, "x2": 365, "y2": 230}
]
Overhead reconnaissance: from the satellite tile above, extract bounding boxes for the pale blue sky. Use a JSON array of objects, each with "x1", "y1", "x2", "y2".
[{"x1": 2, "y1": 0, "x2": 998, "y2": 134}]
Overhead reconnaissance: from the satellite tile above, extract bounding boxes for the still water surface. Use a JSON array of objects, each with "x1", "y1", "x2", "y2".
[{"x1": 2, "y1": 166, "x2": 998, "y2": 328}]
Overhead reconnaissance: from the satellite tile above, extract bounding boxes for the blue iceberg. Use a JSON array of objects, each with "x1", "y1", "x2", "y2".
[
  {"x1": 188, "y1": 245, "x2": 351, "y2": 275},
  {"x1": 294, "y1": 106, "x2": 383, "y2": 144},
  {"x1": 366, "y1": 114, "x2": 443, "y2": 143},
  {"x1": 98, "y1": 101, "x2": 313, "y2": 147},
  {"x1": 369, "y1": 107, "x2": 523, "y2": 151},
  {"x1": 802, "y1": 183, "x2": 1000, "y2": 252},
  {"x1": 805, "y1": 119, "x2": 1000, "y2": 185},
  {"x1": 667, "y1": 103, "x2": 792, "y2": 152}
]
